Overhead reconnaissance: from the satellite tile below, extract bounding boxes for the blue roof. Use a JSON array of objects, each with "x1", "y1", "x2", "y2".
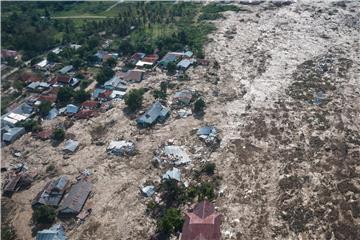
[
  {"x1": 46, "y1": 108, "x2": 59, "y2": 120},
  {"x1": 137, "y1": 101, "x2": 169, "y2": 126},
  {"x1": 184, "y1": 51, "x2": 193, "y2": 57},
  {"x1": 36, "y1": 224, "x2": 67, "y2": 240},
  {"x1": 65, "y1": 104, "x2": 79, "y2": 114},
  {"x1": 59, "y1": 65, "x2": 73, "y2": 74},
  {"x1": 92, "y1": 88, "x2": 106, "y2": 99},
  {"x1": 177, "y1": 59, "x2": 192, "y2": 69}
]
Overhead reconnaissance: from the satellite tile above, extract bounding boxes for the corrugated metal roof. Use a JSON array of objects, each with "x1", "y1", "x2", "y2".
[
  {"x1": 137, "y1": 101, "x2": 169, "y2": 126},
  {"x1": 162, "y1": 168, "x2": 181, "y2": 182},
  {"x1": 59, "y1": 181, "x2": 92, "y2": 214},
  {"x1": 63, "y1": 139, "x2": 79, "y2": 152}
]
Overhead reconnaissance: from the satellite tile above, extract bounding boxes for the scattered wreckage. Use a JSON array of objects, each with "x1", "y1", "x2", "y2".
[{"x1": 107, "y1": 140, "x2": 136, "y2": 156}]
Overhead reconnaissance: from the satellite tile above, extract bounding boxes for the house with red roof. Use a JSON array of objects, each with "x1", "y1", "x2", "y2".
[
  {"x1": 180, "y1": 201, "x2": 222, "y2": 240},
  {"x1": 80, "y1": 100, "x2": 99, "y2": 110}
]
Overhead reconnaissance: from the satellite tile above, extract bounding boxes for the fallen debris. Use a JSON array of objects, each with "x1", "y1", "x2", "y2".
[
  {"x1": 107, "y1": 140, "x2": 135, "y2": 156},
  {"x1": 162, "y1": 168, "x2": 181, "y2": 182},
  {"x1": 63, "y1": 139, "x2": 79, "y2": 153}
]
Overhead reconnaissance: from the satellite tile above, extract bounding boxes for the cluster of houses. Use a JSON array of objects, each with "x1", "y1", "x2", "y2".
[{"x1": 1, "y1": 38, "x2": 223, "y2": 239}]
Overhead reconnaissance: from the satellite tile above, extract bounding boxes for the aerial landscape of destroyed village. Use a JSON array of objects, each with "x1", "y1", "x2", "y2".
[{"x1": 0, "y1": 0, "x2": 359, "y2": 239}]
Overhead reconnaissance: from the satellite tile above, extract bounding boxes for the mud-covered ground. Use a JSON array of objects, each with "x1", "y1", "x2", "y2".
[{"x1": 2, "y1": 1, "x2": 360, "y2": 239}]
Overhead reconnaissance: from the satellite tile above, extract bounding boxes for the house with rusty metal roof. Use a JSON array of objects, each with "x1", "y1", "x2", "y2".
[
  {"x1": 58, "y1": 181, "x2": 92, "y2": 214},
  {"x1": 180, "y1": 201, "x2": 222, "y2": 240},
  {"x1": 32, "y1": 176, "x2": 69, "y2": 208}
]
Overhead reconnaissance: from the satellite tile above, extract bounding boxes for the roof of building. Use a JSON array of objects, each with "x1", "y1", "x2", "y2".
[
  {"x1": 107, "y1": 140, "x2": 135, "y2": 156},
  {"x1": 81, "y1": 100, "x2": 99, "y2": 109},
  {"x1": 174, "y1": 90, "x2": 193, "y2": 105},
  {"x1": 36, "y1": 59, "x2": 48, "y2": 68},
  {"x1": 2, "y1": 127, "x2": 26, "y2": 142},
  {"x1": 34, "y1": 129, "x2": 53, "y2": 140},
  {"x1": 74, "y1": 109, "x2": 99, "y2": 119},
  {"x1": 181, "y1": 201, "x2": 222, "y2": 240},
  {"x1": 92, "y1": 88, "x2": 106, "y2": 99},
  {"x1": 59, "y1": 181, "x2": 92, "y2": 214},
  {"x1": 137, "y1": 101, "x2": 169, "y2": 126},
  {"x1": 98, "y1": 90, "x2": 113, "y2": 99},
  {"x1": 104, "y1": 76, "x2": 127, "y2": 91},
  {"x1": 177, "y1": 59, "x2": 192, "y2": 69},
  {"x1": 1, "y1": 49, "x2": 17, "y2": 58},
  {"x1": 36, "y1": 224, "x2": 67, "y2": 240},
  {"x1": 184, "y1": 51, "x2": 194, "y2": 58},
  {"x1": 124, "y1": 70, "x2": 144, "y2": 82},
  {"x1": 38, "y1": 94, "x2": 57, "y2": 104},
  {"x1": 27, "y1": 82, "x2": 51, "y2": 90},
  {"x1": 21, "y1": 72, "x2": 42, "y2": 83},
  {"x1": 33, "y1": 176, "x2": 69, "y2": 207},
  {"x1": 65, "y1": 104, "x2": 79, "y2": 114},
  {"x1": 59, "y1": 65, "x2": 73, "y2": 74},
  {"x1": 162, "y1": 168, "x2": 181, "y2": 182},
  {"x1": 130, "y1": 52, "x2": 146, "y2": 62},
  {"x1": 163, "y1": 145, "x2": 191, "y2": 165},
  {"x1": 141, "y1": 185, "x2": 155, "y2": 197},
  {"x1": 63, "y1": 139, "x2": 79, "y2": 152},
  {"x1": 12, "y1": 102, "x2": 34, "y2": 116},
  {"x1": 52, "y1": 75, "x2": 72, "y2": 84},
  {"x1": 46, "y1": 108, "x2": 59, "y2": 120}
]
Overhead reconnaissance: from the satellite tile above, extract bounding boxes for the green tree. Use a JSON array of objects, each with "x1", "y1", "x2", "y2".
[
  {"x1": 52, "y1": 128, "x2": 65, "y2": 142},
  {"x1": 160, "y1": 179, "x2": 186, "y2": 207},
  {"x1": 124, "y1": 88, "x2": 145, "y2": 112},
  {"x1": 167, "y1": 62, "x2": 176, "y2": 75},
  {"x1": 73, "y1": 89, "x2": 90, "y2": 104},
  {"x1": 96, "y1": 67, "x2": 114, "y2": 85},
  {"x1": 56, "y1": 86, "x2": 74, "y2": 105},
  {"x1": 158, "y1": 208, "x2": 183, "y2": 235},
  {"x1": 32, "y1": 205, "x2": 56, "y2": 225},
  {"x1": 16, "y1": 119, "x2": 41, "y2": 132},
  {"x1": 194, "y1": 98, "x2": 205, "y2": 113},
  {"x1": 38, "y1": 101, "x2": 52, "y2": 117},
  {"x1": 104, "y1": 57, "x2": 117, "y2": 68},
  {"x1": 47, "y1": 52, "x2": 59, "y2": 63},
  {"x1": 197, "y1": 182, "x2": 215, "y2": 201}
]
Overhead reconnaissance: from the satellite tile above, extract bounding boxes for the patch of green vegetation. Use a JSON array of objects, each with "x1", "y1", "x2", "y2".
[
  {"x1": 15, "y1": 119, "x2": 42, "y2": 132},
  {"x1": 32, "y1": 205, "x2": 56, "y2": 225},
  {"x1": 124, "y1": 88, "x2": 145, "y2": 113},
  {"x1": 199, "y1": 3, "x2": 241, "y2": 21}
]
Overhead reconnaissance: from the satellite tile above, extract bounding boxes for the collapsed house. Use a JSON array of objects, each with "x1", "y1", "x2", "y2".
[
  {"x1": 58, "y1": 181, "x2": 92, "y2": 215},
  {"x1": 197, "y1": 126, "x2": 220, "y2": 146},
  {"x1": 27, "y1": 82, "x2": 51, "y2": 92},
  {"x1": 75, "y1": 109, "x2": 99, "y2": 119},
  {"x1": 46, "y1": 108, "x2": 59, "y2": 120},
  {"x1": 36, "y1": 224, "x2": 67, "y2": 240},
  {"x1": 104, "y1": 76, "x2": 127, "y2": 91},
  {"x1": 173, "y1": 89, "x2": 193, "y2": 106},
  {"x1": 32, "y1": 176, "x2": 69, "y2": 208},
  {"x1": 180, "y1": 201, "x2": 222, "y2": 240},
  {"x1": 136, "y1": 101, "x2": 170, "y2": 128},
  {"x1": 155, "y1": 145, "x2": 192, "y2": 165},
  {"x1": 107, "y1": 140, "x2": 135, "y2": 156},
  {"x1": 136, "y1": 54, "x2": 159, "y2": 68},
  {"x1": 3, "y1": 167, "x2": 34, "y2": 196}
]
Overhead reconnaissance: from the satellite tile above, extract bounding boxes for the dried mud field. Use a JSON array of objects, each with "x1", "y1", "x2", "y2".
[{"x1": 2, "y1": 1, "x2": 360, "y2": 240}]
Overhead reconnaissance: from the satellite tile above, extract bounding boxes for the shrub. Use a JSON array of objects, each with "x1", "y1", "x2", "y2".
[
  {"x1": 160, "y1": 179, "x2": 186, "y2": 207},
  {"x1": 73, "y1": 89, "x2": 90, "y2": 104},
  {"x1": 197, "y1": 182, "x2": 215, "y2": 201},
  {"x1": 52, "y1": 128, "x2": 65, "y2": 142},
  {"x1": 124, "y1": 88, "x2": 145, "y2": 112},
  {"x1": 38, "y1": 101, "x2": 52, "y2": 117},
  {"x1": 202, "y1": 162, "x2": 216, "y2": 175},
  {"x1": 194, "y1": 98, "x2": 206, "y2": 113},
  {"x1": 46, "y1": 164, "x2": 55, "y2": 173},
  {"x1": 167, "y1": 62, "x2": 176, "y2": 75},
  {"x1": 157, "y1": 208, "x2": 183, "y2": 235},
  {"x1": 32, "y1": 205, "x2": 56, "y2": 225}
]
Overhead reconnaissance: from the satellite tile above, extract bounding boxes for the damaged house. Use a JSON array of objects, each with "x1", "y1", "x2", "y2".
[
  {"x1": 32, "y1": 176, "x2": 69, "y2": 208},
  {"x1": 58, "y1": 181, "x2": 92, "y2": 215},
  {"x1": 3, "y1": 172, "x2": 34, "y2": 196},
  {"x1": 36, "y1": 224, "x2": 67, "y2": 240},
  {"x1": 155, "y1": 145, "x2": 192, "y2": 165},
  {"x1": 136, "y1": 101, "x2": 170, "y2": 128},
  {"x1": 107, "y1": 140, "x2": 135, "y2": 156},
  {"x1": 197, "y1": 126, "x2": 220, "y2": 146},
  {"x1": 173, "y1": 89, "x2": 193, "y2": 106}
]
